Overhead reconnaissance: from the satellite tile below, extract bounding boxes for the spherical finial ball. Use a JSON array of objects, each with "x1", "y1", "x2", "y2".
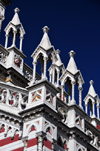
[
  {"x1": 56, "y1": 49, "x2": 60, "y2": 54},
  {"x1": 42, "y1": 26, "x2": 50, "y2": 33},
  {"x1": 14, "y1": 8, "x2": 20, "y2": 14},
  {"x1": 69, "y1": 50, "x2": 75, "y2": 58},
  {"x1": 90, "y1": 80, "x2": 94, "y2": 85}
]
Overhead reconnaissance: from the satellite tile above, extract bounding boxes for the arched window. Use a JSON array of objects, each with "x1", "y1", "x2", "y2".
[{"x1": 78, "y1": 149, "x2": 82, "y2": 151}]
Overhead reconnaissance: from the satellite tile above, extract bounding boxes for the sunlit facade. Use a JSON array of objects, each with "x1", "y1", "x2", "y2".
[{"x1": 0, "y1": 8, "x2": 100, "y2": 151}]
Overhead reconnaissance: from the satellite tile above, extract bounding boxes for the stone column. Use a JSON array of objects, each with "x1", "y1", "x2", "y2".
[
  {"x1": 43, "y1": 57, "x2": 47, "y2": 79},
  {"x1": 36, "y1": 132, "x2": 46, "y2": 151},
  {"x1": 90, "y1": 110, "x2": 92, "y2": 117},
  {"x1": 52, "y1": 139, "x2": 56, "y2": 151},
  {"x1": 41, "y1": 68, "x2": 44, "y2": 79},
  {"x1": 61, "y1": 85, "x2": 64, "y2": 101},
  {"x1": 52, "y1": 67, "x2": 55, "y2": 84},
  {"x1": 37, "y1": 135, "x2": 43, "y2": 151},
  {"x1": 85, "y1": 104, "x2": 88, "y2": 114},
  {"x1": 6, "y1": 89, "x2": 9, "y2": 105},
  {"x1": 57, "y1": 70, "x2": 60, "y2": 87},
  {"x1": 49, "y1": 73, "x2": 52, "y2": 82},
  {"x1": 78, "y1": 87, "x2": 83, "y2": 108},
  {"x1": 22, "y1": 137, "x2": 28, "y2": 151},
  {"x1": 71, "y1": 81, "x2": 75, "y2": 103},
  {"x1": 32, "y1": 61, "x2": 37, "y2": 83},
  {"x1": 92, "y1": 102, "x2": 95, "y2": 118},
  {"x1": 12, "y1": 31, "x2": 16, "y2": 47},
  {"x1": 68, "y1": 95, "x2": 71, "y2": 103},
  {"x1": 5, "y1": 34, "x2": 9, "y2": 49},
  {"x1": 20, "y1": 36, "x2": 23, "y2": 52},
  {"x1": 97, "y1": 105, "x2": 99, "y2": 119}
]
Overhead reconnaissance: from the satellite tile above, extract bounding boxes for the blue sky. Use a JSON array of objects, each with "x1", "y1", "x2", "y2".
[{"x1": 1, "y1": 0, "x2": 100, "y2": 109}]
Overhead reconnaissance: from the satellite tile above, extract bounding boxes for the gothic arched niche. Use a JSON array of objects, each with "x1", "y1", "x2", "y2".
[
  {"x1": 30, "y1": 125, "x2": 36, "y2": 132},
  {"x1": 78, "y1": 149, "x2": 82, "y2": 151},
  {"x1": 89, "y1": 99, "x2": 92, "y2": 111},
  {"x1": 65, "y1": 77, "x2": 72, "y2": 96},
  {"x1": 54, "y1": 68, "x2": 57, "y2": 84},
  {"x1": 46, "y1": 127, "x2": 51, "y2": 134},
  {"x1": 36, "y1": 53, "x2": 44, "y2": 79},
  {"x1": 87, "y1": 98, "x2": 92, "y2": 116},
  {"x1": 8, "y1": 28, "x2": 14, "y2": 47},
  {"x1": 15, "y1": 28, "x2": 20, "y2": 49},
  {"x1": 28, "y1": 125, "x2": 36, "y2": 136},
  {"x1": 47, "y1": 53, "x2": 52, "y2": 79}
]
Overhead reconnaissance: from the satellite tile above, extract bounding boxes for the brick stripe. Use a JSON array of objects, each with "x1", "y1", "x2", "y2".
[
  {"x1": 0, "y1": 136, "x2": 52, "y2": 150},
  {"x1": 0, "y1": 134, "x2": 19, "y2": 146},
  {"x1": 44, "y1": 139, "x2": 52, "y2": 150},
  {"x1": 27, "y1": 138, "x2": 37, "y2": 148},
  {"x1": 12, "y1": 147, "x2": 24, "y2": 151},
  {"x1": 0, "y1": 126, "x2": 5, "y2": 133}
]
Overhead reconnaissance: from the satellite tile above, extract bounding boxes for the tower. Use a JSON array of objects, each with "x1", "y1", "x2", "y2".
[
  {"x1": 4, "y1": 8, "x2": 26, "y2": 78},
  {"x1": 31, "y1": 26, "x2": 57, "y2": 84}
]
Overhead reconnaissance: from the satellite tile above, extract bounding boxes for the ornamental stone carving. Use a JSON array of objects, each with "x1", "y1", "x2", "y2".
[
  {"x1": 14, "y1": 54, "x2": 22, "y2": 67},
  {"x1": 0, "y1": 51, "x2": 7, "y2": 64}
]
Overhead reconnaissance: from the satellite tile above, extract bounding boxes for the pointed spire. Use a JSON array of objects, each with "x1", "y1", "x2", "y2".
[
  {"x1": 4, "y1": 8, "x2": 25, "y2": 50},
  {"x1": 11, "y1": 8, "x2": 21, "y2": 26},
  {"x1": 55, "y1": 49, "x2": 63, "y2": 67},
  {"x1": 67, "y1": 50, "x2": 78, "y2": 74},
  {"x1": 88, "y1": 80, "x2": 97, "y2": 97},
  {"x1": 39, "y1": 26, "x2": 52, "y2": 50}
]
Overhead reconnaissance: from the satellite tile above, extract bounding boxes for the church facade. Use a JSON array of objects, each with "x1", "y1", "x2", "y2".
[{"x1": 0, "y1": 8, "x2": 100, "y2": 151}]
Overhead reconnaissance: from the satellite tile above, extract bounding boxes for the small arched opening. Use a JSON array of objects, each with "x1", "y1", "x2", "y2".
[
  {"x1": 88, "y1": 99, "x2": 92, "y2": 117},
  {"x1": 15, "y1": 28, "x2": 20, "y2": 49},
  {"x1": 47, "y1": 53, "x2": 52, "y2": 79},
  {"x1": 7, "y1": 28, "x2": 14, "y2": 47},
  {"x1": 36, "y1": 53, "x2": 44, "y2": 79}
]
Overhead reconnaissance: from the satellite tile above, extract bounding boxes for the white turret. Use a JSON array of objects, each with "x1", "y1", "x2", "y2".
[
  {"x1": 4, "y1": 8, "x2": 25, "y2": 51},
  {"x1": 48, "y1": 49, "x2": 65, "y2": 87},
  {"x1": 60, "y1": 50, "x2": 84, "y2": 107},
  {"x1": 31, "y1": 26, "x2": 57, "y2": 84},
  {"x1": 84, "y1": 80, "x2": 100, "y2": 119}
]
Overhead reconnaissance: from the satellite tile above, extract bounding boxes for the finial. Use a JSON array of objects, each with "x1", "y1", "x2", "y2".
[
  {"x1": 69, "y1": 50, "x2": 75, "y2": 58},
  {"x1": 90, "y1": 80, "x2": 94, "y2": 85},
  {"x1": 14, "y1": 8, "x2": 20, "y2": 14},
  {"x1": 56, "y1": 49, "x2": 60, "y2": 54},
  {"x1": 42, "y1": 26, "x2": 50, "y2": 33}
]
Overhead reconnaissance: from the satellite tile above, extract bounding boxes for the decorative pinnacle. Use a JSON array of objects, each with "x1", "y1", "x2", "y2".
[
  {"x1": 42, "y1": 26, "x2": 50, "y2": 33},
  {"x1": 90, "y1": 80, "x2": 94, "y2": 85},
  {"x1": 56, "y1": 49, "x2": 60, "y2": 54},
  {"x1": 69, "y1": 50, "x2": 75, "y2": 58},
  {"x1": 14, "y1": 8, "x2": 20, "y2": 14}
]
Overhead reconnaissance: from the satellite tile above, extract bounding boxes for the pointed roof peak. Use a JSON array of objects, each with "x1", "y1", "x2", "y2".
[
  {"x1": 88, "y1": 80, "x2": 97, "y2": 97},
  {"x1": 11, "y1": 8, "x2": 21, "y2": 26},
  {"x1": 42, "y1": 26, "x2": 50, "y2": 33},
  {"x1": 54, "y1": 49, "x2": 63, "y2": 67},
  {"x1": 69, "y1": 50, "x2": 75, "y2": 58},
  {"x1": 39, "y1": 26, "x2": 52, "y2": 50},
  {"x1": 67, "y1": 50, "x2": 78, "y2": 74}
]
